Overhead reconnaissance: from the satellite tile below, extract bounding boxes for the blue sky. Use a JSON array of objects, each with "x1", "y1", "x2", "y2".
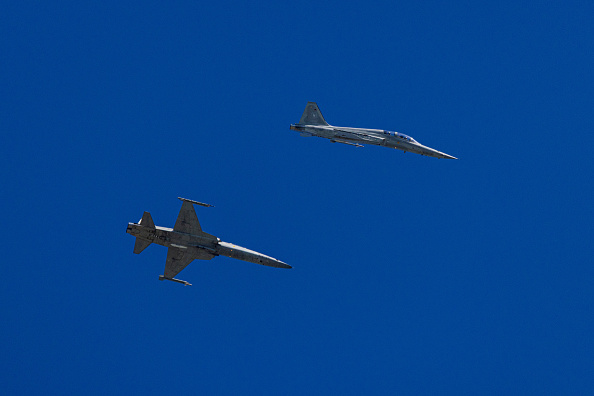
[{"x1": 2, "y1": 1, "x2": 593, "y2": 394}]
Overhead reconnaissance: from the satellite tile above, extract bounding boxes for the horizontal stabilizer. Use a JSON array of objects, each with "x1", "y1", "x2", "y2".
[
  {"x1": 139, "y1": 211, "x2": 155, "y2": 228},
  {"x1": 133, "y1": 237, "x2": 152, "y2": 254}
]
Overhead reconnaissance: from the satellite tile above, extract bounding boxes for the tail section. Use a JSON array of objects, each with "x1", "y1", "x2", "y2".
[
  {"x1": 298, "y1": 102, "x2": 329, "y2": 126},
  {"x1": 133, "y1": 211, "x2": 155, "y2": 254},
  {"x1": 133, "y1": 237, "x2": 152, "y2": 254},
  {"x1": 139, "y1": 211, "x2": 155, "y2": 228}
]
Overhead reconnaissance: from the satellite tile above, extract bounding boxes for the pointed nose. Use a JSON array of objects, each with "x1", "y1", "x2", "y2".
[
  {"x1": 420, "y1": 145, "x2": 457, "y2": 159},
  {"x1": 276, "y1": 261, "x2": 292, "y2": 269}
]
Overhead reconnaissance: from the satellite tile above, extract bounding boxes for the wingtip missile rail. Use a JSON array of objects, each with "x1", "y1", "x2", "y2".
[
  {"x1": 159, "y1": 275, "x2": 192, "y2": 286},
  {"x1": 177, "y1": 197, "x2": 214, "y2": 208}
]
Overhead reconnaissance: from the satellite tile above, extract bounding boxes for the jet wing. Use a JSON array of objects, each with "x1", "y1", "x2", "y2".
[
  {"x1": 174, "y1": 201, "x2": 202, "y2": 235},
  {"x1": 164, "y1": 246, "x2": 195, "y2": 279},
  {"x1": 331, "y1": 139, "x2": 363, "y2": 147},
  {"x1": 334, "y1": 130, "x2": 385, "y2": 144}
]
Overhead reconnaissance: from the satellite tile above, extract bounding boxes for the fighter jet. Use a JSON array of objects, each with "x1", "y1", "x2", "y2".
[
  {"x1": 126, "y1": 197, "x2": 290, "y2": 286},
  {"x1": 290, "y1": 102, "x2": 457, "y2": 159}
]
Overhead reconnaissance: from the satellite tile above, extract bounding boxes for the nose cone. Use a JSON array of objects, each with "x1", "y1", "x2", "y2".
[
  {"x1": 420, "y1": 144, "x2": 457, "y2": 159},
  {"x1": 272, "y1": 259, "x2": 292, "y2": 269},
  {"x1": 258, "y1": 254, "x2": 291, "y2": 269}
]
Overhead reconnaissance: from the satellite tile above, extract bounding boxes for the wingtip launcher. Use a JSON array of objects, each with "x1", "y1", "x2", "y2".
[
  {"x1": 177, "y1": 197, "x2": 214, "y2": 208},
  {"x1": 159, "y1": 275, "x2": 192, "y2": 286}
]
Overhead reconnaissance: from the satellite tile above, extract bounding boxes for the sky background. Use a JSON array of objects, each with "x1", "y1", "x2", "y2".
[{"x1": 2, "y1": 1, "x2": 594, "y2": 394}]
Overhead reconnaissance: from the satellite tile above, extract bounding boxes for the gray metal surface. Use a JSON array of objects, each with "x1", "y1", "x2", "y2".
[
  {"x1": 174, "y1": 201, "x2": 203, "y2": 234},
  {"x1": 126, "y1": 198, "x2": 290, "y2": 285},
  {"x1": 164, "y1": 246, "x2": 195, "y2": 279},
  {"x1": 299, "y1": 102, "x2": 329, "y2": 126},
  {"x1": 291, "y1": 102, "x2": 457, "y2": 159},
  {"x1": 178, "y1": 197, "x2": 214, "y2": 207}
]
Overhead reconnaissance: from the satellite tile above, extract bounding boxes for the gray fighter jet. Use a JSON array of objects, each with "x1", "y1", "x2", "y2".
[
  {"x1": 291, "y1": 102, "x2": 457, "y2": 159},
  {"x1": 126, "y1": 198, "x2": 290, "y2": 285}
]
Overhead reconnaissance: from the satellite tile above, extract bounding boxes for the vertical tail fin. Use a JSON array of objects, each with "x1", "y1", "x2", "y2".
[
  {"x1": 298, "y1": 102, "x2": 329, "y2": 126},
  {"x1": 139, "y1": 211, "x2": 155, "y2": 228}
]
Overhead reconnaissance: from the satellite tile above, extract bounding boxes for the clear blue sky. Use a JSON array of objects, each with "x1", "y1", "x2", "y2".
[{"x1": 2, "y1": 1, "x2": 593, "y2": 394}]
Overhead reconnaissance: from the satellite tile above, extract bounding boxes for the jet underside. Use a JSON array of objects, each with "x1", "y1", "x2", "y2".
[{"x1": 127, "y1": 198, "x2": 290, "y2": 285}]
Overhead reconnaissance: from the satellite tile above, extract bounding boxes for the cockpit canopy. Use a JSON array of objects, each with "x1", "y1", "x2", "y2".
[{"x1": 383, "y1": 130, "x2": 417, "y2": 143}]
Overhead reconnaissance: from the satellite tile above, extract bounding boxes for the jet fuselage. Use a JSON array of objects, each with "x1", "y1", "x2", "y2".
[
  {"x1": 126, "y1": 222, "x2": 290, "y2": 269},
  {"x1": 291, "y1": 124, "x2": 456, "y2": 159},
  {"x1": 291, "y1": 102, "x2": 457, "y2": 159}
]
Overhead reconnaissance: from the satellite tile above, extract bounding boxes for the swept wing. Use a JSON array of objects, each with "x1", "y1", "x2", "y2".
[
  {"x1": 164, "y1": 246, "x2": 195, "y2": 279},
  {"x1": 163, "y1": 198, "x2": 218, "y2": 283},
  {"x1": 174, "y1": 201, "x2": 202, "y2": 234},
  {"x1": 334, "y1": 129, "x2": 385, "y2": 144}
]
